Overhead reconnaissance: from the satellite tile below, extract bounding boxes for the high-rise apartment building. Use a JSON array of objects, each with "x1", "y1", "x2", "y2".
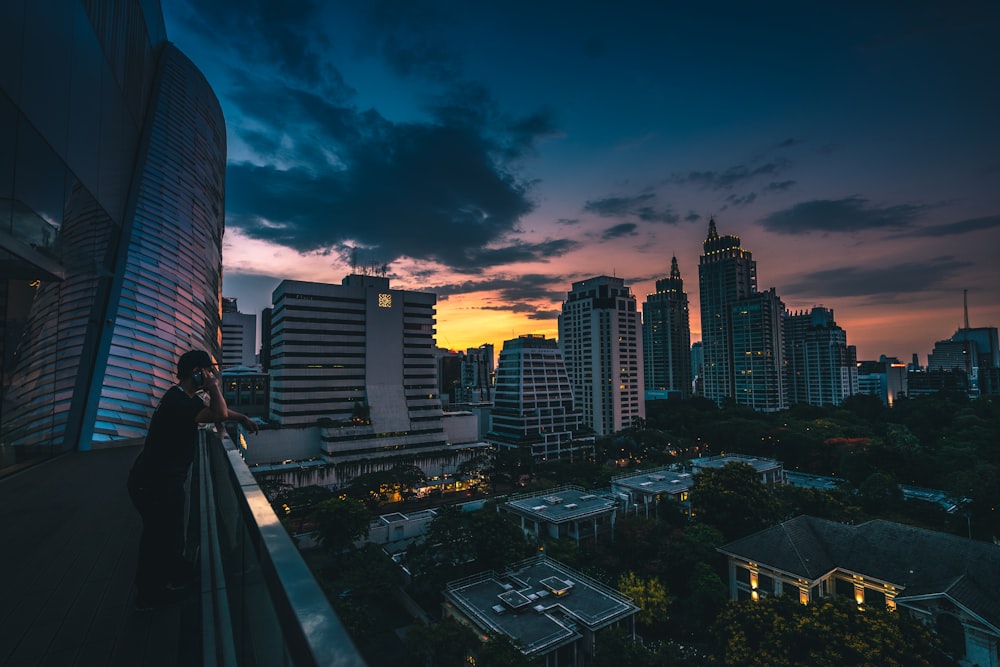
[
  {"x1": 698, "y1": 219, "x2": 757, "y2": 406},
  {"x1": 642, "y1": 256, "x2": 693, "y2": 398},
  {"x1": 784, "y1": 307, "x2": 858, "y2": 406},
  {"x1": 558, "y1": 276, "x2": 644, "y2": 436},
  {"x1": 488, "y1": 335, "x2": 593, "y2": 461},
  {"x1": 221, "y1": 298, "x2": 257, "y2": 368},
  {"x1": 731, "y1": 289, "x2": 787, "y2": 411},
  {"x1": 1, "y1": 0, "x2": 226, "y2": 459},
  {"x1": 268, "y1": 275, "x2": 446, "y2": 462}
]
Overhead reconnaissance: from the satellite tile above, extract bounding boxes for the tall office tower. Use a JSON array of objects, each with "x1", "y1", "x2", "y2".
[
  {"x1": 642, "y1": 256, "x2": 693, "y2": 398},
  {"x1": 783, "y1": 307, "x2": 858, "y2": 406},
  {"x1": 487, "y1": 335, "x2": 593, "y2": 462},
  {"x1": 1, "y1": 0, "x2": 225, "y2": 458},
  {"x1": 558, "y1": 276, "x2": 644, "y2": 436},
  {"x1": 731, "y1": 289, "x2": 787, "y2": 411},
  {"x1": 458, "y1": 344, "x2": 495, "y2": 403},
  {"x1": 221, "y1": 298, "x2": 257, "y2": 368},
  {"x1": 698, "y1": 218, "x2": 757, "y2": 406},
  {"x1": 268, "y1": 276, "x2": 446, "y2": 462}
]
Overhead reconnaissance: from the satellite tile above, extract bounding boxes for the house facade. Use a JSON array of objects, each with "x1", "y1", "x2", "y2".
[{"x1": 719, "y1": 516, "x2": 1000, "y2": 667}]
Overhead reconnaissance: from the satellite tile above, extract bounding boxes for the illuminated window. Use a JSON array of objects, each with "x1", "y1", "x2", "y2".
[{"x1": 378, "y1": 293, "x2": 392, "y2": 308}]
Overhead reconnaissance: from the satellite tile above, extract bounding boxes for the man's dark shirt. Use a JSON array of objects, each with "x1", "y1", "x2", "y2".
[{"x1": 131, "y1": 386, "x2": 206, "y2": 485}]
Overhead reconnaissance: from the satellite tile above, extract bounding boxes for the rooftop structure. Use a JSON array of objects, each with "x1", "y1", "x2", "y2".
[
  {"x1": 503, "y1": 485, "x2": 617, "y2": 545},
  {"x1": 691, "y1": 454, "x2": 785, "y2": 484},
  {"x1": 443, "y1": 556, "x2": 638, "y2": 665},
  {"x1": 611, "y1": 466, "x2": 695, "y2": 517}
]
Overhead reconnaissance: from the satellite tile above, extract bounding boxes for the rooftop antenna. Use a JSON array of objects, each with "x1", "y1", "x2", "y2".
[
  {"x1": 962, "y1": 289, "x2": 972, "y2": 393},
  {"x1": 963, "y1": 289, "x2": 970, "y2": 329}
]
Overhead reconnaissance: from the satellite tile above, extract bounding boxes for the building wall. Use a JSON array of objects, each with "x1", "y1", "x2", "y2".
[{"x1": 1, "y1": 0, "x2": 225, "y2": 455}]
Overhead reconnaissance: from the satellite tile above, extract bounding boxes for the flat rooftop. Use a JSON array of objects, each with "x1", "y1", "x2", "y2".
[
  {"x1": 611, "y1": 466, "x2": 694, "y2": 496},
  {"x1": 691, "y1": 454, "x2": 782, "y2": 473},
  {"x1": 445, "y1": 557, "x2": 637, "y2": 656},
  {"x1": 505, "y1": 486, "x2": 616, "y2": 523}
]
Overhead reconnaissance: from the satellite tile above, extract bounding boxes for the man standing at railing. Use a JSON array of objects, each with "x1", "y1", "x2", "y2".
[{"x1": 127, "y1": 349, "x2": 259, "y2": 611}]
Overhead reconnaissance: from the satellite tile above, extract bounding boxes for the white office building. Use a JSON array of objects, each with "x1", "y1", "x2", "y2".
[
  {"x1": 559, "y1": 276, "x2": 644, "y2": 436},
  {"x1": 268, "y1": 275, "x2": 446, "y2": 461},
  {"x1": 221, "y1": 298, "x2": 257, "y2": 368}
]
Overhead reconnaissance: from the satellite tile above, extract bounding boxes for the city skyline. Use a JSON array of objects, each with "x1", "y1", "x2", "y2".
[{"x1": 163, "y1": 1, "x2": 1000, "y2": 362}]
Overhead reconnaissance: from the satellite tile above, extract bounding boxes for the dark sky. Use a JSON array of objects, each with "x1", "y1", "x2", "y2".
[{"x1": 163, "y1": 0, "x2": 1000, "y2": 360}]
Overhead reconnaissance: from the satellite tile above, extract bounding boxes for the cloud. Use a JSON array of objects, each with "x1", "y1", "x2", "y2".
[
  {"x1": 783, "y1": 256, "x2": 971, "y2": 299},
  {"x1": 764, "y1": 180, "x2": 796, "y2": 192},
  {"x1": 725, "y1": 192, "x2": 757, "y2": 208},
  {"x1": 758, "y1": 196, "x2": 926, "y2": 234},
  {"x1": 356, "y1": 0, "x2": 461, "y2": 81},
  {"x1": 601, "y1": 223, "x2": 639, "y2": 240},
  {"x1": 528, "y1": 309, "x2": 562, "y2": 320},
  {"x1": 433, "y1": 273, "x2": 568, "y2": 303},
  {"x1": 671, "y1": 159, "x2": 791, "y2": 191},
  {"x1": 219, "y1": 64, "x2": 562, "y2": 274},
  {"x1": 583, "y1": 193, "x2": 680, "y2": 224},
  {"x1": 888, "y1": 214, "x2": 1000, "y2": 239}
]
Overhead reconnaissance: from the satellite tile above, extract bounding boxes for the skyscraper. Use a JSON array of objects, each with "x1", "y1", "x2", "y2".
[
  {"x1": 268, "y1": 275, "x2": 446, "y2": 462},
  {"x1": 559, "y1": 276, "x2": 644, "y2": 436},
  {"x1": 731, "y1": 289, "x2": 787, "y2": 411},
  {"x1": 642, "y1": 256, "x2": 693, "y2": 398},
  {"x1": 1, "y1": 1, "x2": 226, "y2": 459},
  {"x1": 784, "y1": 307, "x2": 858, "y2": 406},
  {"x1": 698, "y1": 219, "x2": 756, "y2": 405},
  {"x1": 487, "y1": 335, "x2": 593, "y2": 461}
]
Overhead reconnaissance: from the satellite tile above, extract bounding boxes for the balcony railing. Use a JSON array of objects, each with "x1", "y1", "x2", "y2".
[{"x1": 197, "y1": 426, "x2": 366, "y2": 666}]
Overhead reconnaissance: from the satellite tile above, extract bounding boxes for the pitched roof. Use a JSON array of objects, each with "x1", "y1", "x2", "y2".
[{"x1": 719, "y1": 516, "x2": 1000, "y2": 630}]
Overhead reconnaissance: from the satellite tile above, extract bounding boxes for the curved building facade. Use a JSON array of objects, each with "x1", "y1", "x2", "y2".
[{"x1": 1, "y1": 0, "x2": 226, "y2": 465}]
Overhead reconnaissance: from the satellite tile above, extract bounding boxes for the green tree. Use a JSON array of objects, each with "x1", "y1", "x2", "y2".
[
  {"x1": 690, "y1": 462, "x2": 780, "y2": 539},
  {"x1": 712, "y1": 595, "x2": 952, "y2": 667},
  {"x1": 403, "y1": 619, "x2": 480, "y2": 667},
  {"x1": 859, "y1": 471, "x2": 903, "y2": 514},
  {"x1": 312, "y1": 497, "x2": 371, "y2": 555},
  {"x1": 617, "y1": 571, "x2": 672, "y2": 636}
]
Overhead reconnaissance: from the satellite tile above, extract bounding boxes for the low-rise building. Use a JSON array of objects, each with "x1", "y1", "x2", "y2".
[
  {"x1": 718, "y1": 516, "x2": 1000, "y2": 667},
  {"x1": 610, "y1": 466, "x2": 695, "y2": 517},
  {"x1": 692, "y1": 454, "x2": 785, "y2": 485},
  {"x1": 443, "y1": 556, "x2": 639, "y2": 666},
  {"x1": 503, "y1": 485, "x2": 617, "y2": 546}
]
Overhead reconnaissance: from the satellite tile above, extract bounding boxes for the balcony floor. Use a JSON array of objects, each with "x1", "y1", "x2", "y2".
[{"x1": 1, "y1": 445, "x2": 199, "y2": 666}]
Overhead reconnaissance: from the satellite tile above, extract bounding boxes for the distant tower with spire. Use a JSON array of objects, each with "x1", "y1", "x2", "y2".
[
  {"x1": 643, "y1": 256, "x2": 693, "y2": 398},
  {"x1": 698, "y1": 218, "x2": 758, "y2": 406}
]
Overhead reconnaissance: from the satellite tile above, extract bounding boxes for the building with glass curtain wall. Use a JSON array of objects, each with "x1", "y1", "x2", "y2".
[
  {"x1": 698, "y1": 218, "x2": 757, "y2": 406},
  {"x1": 1, "y1": 0, "x2": 226, "y2": 465},
  {"x1": 642, "y1": 256, "x2": 692, "y2": 399}
]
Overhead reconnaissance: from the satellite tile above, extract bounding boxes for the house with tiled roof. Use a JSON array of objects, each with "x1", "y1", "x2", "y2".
[{"x1": 718, "y1": 516, "x2": 1000, "y2": 667}]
